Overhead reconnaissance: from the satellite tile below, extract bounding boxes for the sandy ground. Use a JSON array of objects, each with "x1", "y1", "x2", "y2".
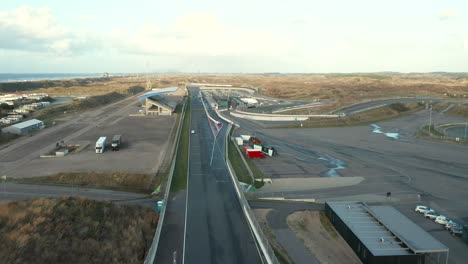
[
  {"x1": 253, "y1": 209, "x2": 295, "y2": 264},
  {"x1": 287, "y1": 211, "x2": 362, "y2": 264}
]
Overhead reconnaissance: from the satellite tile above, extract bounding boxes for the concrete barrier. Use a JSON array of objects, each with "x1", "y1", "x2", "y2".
[{"x1": 214, "y1": 110, "x2": 278, "y2": 263}]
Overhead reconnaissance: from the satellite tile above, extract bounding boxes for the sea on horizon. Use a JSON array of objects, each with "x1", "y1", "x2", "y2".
[{"x1": 0, "y1": 73, "x2": 104, "y2": 83}]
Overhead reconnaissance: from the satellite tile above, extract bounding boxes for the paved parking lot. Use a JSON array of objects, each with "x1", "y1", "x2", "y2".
[
  {"x1": 395, "y1": 203, "x2": 468, "y2": 264},
  {"x1": 0, "y1": 96, "x2": 177, "y2": 178}
]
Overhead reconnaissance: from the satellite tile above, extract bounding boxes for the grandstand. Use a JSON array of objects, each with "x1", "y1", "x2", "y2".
[{"x1": 138, "y1": 87, "x2": 179, "y2": 116}]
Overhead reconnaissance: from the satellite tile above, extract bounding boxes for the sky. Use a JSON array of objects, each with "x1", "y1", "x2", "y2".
[{"x1": 0, "y1": 0, "x2": 467, "y2": 73}]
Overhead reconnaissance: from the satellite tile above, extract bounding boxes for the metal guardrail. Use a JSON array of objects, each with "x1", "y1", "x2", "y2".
[
  {"x1": 144, "y1": 99, "x2": 187, "y2": 264},
  {"x1": 224, "y1": 124, "x2": 279, "y2": 264}
]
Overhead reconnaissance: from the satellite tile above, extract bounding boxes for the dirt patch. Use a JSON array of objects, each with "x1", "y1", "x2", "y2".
[
  {"x1": 0, "y1": 197, "x2": 157, "y2": 264},
  {"x1": 253, "y1": 209, "x2": 294, "y2": 264},
  {"x1": 287, "y1": 211, "x2": 362, "y2": 264}
]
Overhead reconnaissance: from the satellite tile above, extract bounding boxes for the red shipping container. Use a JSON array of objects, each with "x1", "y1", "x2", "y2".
[{"x1": 247, "y1": 150, "x2": 266, "y2": 158}]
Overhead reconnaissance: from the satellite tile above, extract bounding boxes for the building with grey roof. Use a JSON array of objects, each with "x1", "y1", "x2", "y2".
[
  {"x1": 2, "y1": 119, "x2": 44, "y2": 135},
  {"x1": 325, "y1": 201, "x2": 448, "y2": 264},
  {"x1": 138, "y1": 87, "x2": 179, "y2": 116}
]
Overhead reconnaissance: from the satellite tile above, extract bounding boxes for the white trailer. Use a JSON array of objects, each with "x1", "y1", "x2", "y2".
[{"x1": 95, "y1": 137, "x2": 107, "y2": 153}]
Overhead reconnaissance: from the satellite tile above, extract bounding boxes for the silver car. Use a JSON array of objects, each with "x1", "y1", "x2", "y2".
[
  {"x1": 424, "y1": 210, "x2": 439, "y2": 220},
  {"x1": 445, "y1": 221, "x2": 459, "y2": 230},
  {"x1": 415, "y1": 205, "x2": 430, "y2": 214}
]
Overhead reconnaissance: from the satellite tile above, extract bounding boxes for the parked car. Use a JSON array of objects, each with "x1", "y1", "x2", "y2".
[
  {"x1": 435, "y1": 215, "x2": 451, "y2": 225},
  {"x1": 445, "y1": 221, "x2": 459, "y2": 230},
  {"x1": 450, "y1": 226, "x2": 464, "y2": 236},
  {"x1": 415, "y1": 205, "x2": 431, "y2": 214},
  {"x1": 424, "y1": 210, "x2": 439, "y2": 219}
]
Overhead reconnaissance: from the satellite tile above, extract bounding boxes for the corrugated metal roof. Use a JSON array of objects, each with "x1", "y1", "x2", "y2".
[
  {"x1": 138, "y1": 87, "x2": 178, "y2": 99},
  {"x1": 11, "y1": 119, "x2": 43, "y2": 129},
  {"x1": 328, "y1": 202, "x2": 411, "y2": 256},
  {"x1": 327, "y1": 202, "x2": 448, "y2": 256},
  {"x1": 368, "y1": 206, "x2": 449, "y2": 253},
  {"x1": 146, "y1": 95, "x2": 177, "y2": 111}
]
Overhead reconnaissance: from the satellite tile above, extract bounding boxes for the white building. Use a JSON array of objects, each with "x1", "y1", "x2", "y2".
[{"x1": 2, "y1": 119, "x2": 44, "y2": 135}]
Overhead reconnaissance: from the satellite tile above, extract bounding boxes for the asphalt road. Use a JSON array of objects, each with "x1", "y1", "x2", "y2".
[
  {"x1": 183, "y1": 88, "x2": 262, "y2": 263},
  {"x1": 249, "y1": 200, "x2": 323, "y2": 264},
  {"x1": 0, "y1": 183, "x2": 144, "y2": 203},
  {"x1": 339, "y1": 97, "x2": 445, "y2": 116},
  {"x1": 154, "y1": 190, "x2": 187, "y2": 264}
]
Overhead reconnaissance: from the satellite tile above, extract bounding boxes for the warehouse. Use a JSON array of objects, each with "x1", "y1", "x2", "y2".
[
  {"x1": 2, "y1": 119, "x2": 44, "y2": 135},
  {"x1": 325, "y1": 202, "x2": 449, "y2": 264}
]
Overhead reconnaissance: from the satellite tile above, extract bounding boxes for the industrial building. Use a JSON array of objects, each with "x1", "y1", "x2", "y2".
[
  {"x1": 2, "y1": 119, "x2": 44, "y2": 135},
  {"x1": 325, "y1": 202, "x2": 449, "y2": 264},
  {"x1": 138, "y1": 87, "x2": 179, "y2": 116}
]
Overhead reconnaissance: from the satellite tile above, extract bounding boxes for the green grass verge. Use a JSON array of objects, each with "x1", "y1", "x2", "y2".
[
  {"x1": 228, "y1": 138, "x2": 253, "y2": 184},
  {"x1": 227, "y1": 129, "x2": 265, "y2": 188},
  {"x1": 170, "y1": 97, "x2": 191, "y2": 192},
  {"x1": 420, "y1": 125, "x2": 444, "y2": 137},
  {"x1": 418, "y1": 125, "x2": 468, "y2": 146}
]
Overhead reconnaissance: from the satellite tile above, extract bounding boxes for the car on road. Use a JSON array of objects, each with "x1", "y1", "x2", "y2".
[
  {"x1": 450, "y1": 226, "x2": 464, "y2": 236},
  {"x1": 424, "y1": 210, "x2": 439, "y2": 219},
  {"x1": 435, "y1": 215, "x2": 450, "y2": 225},
  {"x1": 191, "y1": 130, "x2": 195, "y2": 134},
  {"x1": 415, "y1": 205, "x2": 431, "y2": 214},
  {"x1": 445, "y1": 221, "x2": 459, "y2": 230}
]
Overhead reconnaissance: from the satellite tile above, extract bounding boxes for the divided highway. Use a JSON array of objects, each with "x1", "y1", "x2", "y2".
[{"x1": 183, "y1": 88, "x2": 263, "y2": 263}]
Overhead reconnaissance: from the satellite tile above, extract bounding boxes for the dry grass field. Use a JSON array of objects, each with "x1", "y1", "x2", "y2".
[
  {"x1": 16, "y1": 172, "x2": 158, "y2": 193},
  {"x1": 149, "y1": 73, "x2": 467, "y2": 103},
  {"x1": 0, "y1": 197, "x2": 157, "y2": 264},
  {"x1": 4, "y1": 72, "x2": 466, "y2": 108}
]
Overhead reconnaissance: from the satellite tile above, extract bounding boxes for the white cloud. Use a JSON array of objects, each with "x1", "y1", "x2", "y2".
[
  {"x1": 0, "y1": 6, "x2": 98, "y2": 55},
  {"x1": 290, "y1": 17, "x2": 309, "y2": 24},
  {"x1": 79, "y1": 14, "x2": 97, "y2": 22},
  {"x1": 438, "y1": 9, "x2": 462, "y2": 21},
  {"x1": 106, "y1": 13, "x2": 291, "y2": 57}
]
